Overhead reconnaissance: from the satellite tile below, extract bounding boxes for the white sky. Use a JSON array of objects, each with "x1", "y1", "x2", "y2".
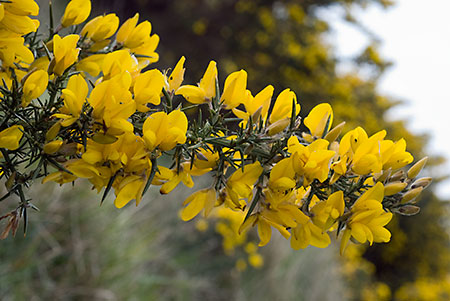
[{"x1": 319, "y1": 0, "x2": 450, "y2": 199}]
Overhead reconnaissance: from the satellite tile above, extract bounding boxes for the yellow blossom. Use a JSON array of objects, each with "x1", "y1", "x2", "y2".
[
  {"x1": 131, "y1": 33, "x2": 159, "y2": 67},
  {"x1": 176, "y1": 60, "x2": 218, "y2": 104},
  {"x1": 220, "y1": 70, "x2": 247, "y2": 109},
  {"x1": 340, "y1": 182, "x2": 393, "y2": 254},
  {"x1": 303, "y1": 102, "x2": 333, "y2": 141},
  {"x1": 156, "y1": 163, "x2": 210, "y2": 195},
  {"x1": 0, "y1": 125, "x2": 24, "y2": 150},
  {"x1": 142, "y1": 110, "x2": 188, "y2": 151},
  {"x1": 225, "y1": 161, "x2": 263, "y2": 209},
  {"x1": 80, "y1": 13, "x2": 119, "y2": 42},
  {"x1": 113, "y1": 175, "x2": 146, "y2": 208},
  {"x1": 116, "y1": 13, "x2": 155, "y2": 49},
  {"x1": 21, "y1": 69, "x2": 48, "y2": 107},
  {"x1": 0, "y1": 30, "x2": 34, "y2": 66},
  {"x1": 181, "y1": 188, "x2": 217, "y2": 221},
  {"x1": 76, "y1": 54, "x2": 105, "y2": 77},
  {"x1": 310, "y1": 191, "x2": 345, "y2": 231},
  {"x1": 61, "y1": 0, "x2": 91, "y2": 27},
  {"x1": 288, "y1": 136, "x2": 335, "y2": 186},
  {"x1": 232, "y1": 85, "x2": 274, "y2": 125},
  {"x1": 89, "y1": 72, "x2": 136, "y2": 136},
  {"x1": 53, "y1": 74, "x2": 88, "y2": 126},
  {"x1": 380, "y1": 138, "x2": 413, "y2": 170},
  {"x1": 166, "y1": 56, "x2": 185, "y2": 92},
  {"x1": 290, "y1": 213, "x2": 331, "y2": 250},
  {"x1": 43, "y1": 140, "x2": 63, "y2": 154},
  {"x1": 268, "y1": 88, "x2": 299, "y2": 124},
  {"x1": 339, "y1": 127, "x2": 386, "y2": 175},
  {"x1": 50, "y1": 34, "x2": 80, "y2": 76},
  {"x1": 0, "y1": 10, "x2": 39, "y2": 35},
  {"x1": 101, "y1": 49, "x2": 138, "y2": 80},
  {"x1": 133, "y1": 69, "x2": 165, "y2": 112}
]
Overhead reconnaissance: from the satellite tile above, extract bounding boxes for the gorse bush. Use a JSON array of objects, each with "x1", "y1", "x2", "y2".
[{"x1": 0, "y1": 0, "x2": 431, "y2": 259}]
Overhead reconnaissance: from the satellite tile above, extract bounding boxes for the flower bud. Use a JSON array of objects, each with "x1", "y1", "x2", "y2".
[
  {"x1": 91, "y1": 133, "x2": 118, "y2": 144},
  {"x1": 374, "y1": 168, "x2": 391, "y2": 183},
  {"x1": 266, "y1": 118, "x2": 290, "y2": 136},
  {"x1": 43, "y1": 140, "x2": 63, "y2": 154},
  {"x1": 251, "y1": 106, "x2": 263, "y2": 123},
  {"x1": 401, "y1": 186, "x2": 423, "y2": 204},
  {"x1": 384, "y1": 181, "x2": 407, "y2": 196},
  {"x1": 411, "y1": 177, "x2": 432, "y2": 189},
  {"x1": 5, "y1": 172, "x2": 16, "y2": 191},
  {"x1": 407, "y1": 156, "x2": 428, "y2": 179},
  {"x1": 59, "y1": 143, "x2": 79, "y2": 156},
  {"x1": 390, "y1": 170, "x2": 405, "y2": 182},
  {"x1": 46, "y1": 122, "x2": 61, "y2": 142},
  {"x1": 325, "y1": 121, "x2": 345, "y2": 143},
  {"x1": 393, "y1": 205, "x2": 421, "y2": 216}
]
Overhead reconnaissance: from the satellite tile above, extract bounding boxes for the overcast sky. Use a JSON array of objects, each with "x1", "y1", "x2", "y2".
[{"x1": 320, "y1": 0, "x2": 450, "y2": 199}]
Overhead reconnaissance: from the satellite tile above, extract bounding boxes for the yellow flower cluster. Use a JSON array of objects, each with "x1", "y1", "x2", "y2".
[{"x1": 0, "y1": 0, "x2": 430, "y2": 259}]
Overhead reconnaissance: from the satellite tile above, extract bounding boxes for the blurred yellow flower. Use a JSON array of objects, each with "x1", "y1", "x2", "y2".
[{"x1": 0, "y1": 125, "x2": 24, "y2": 150}]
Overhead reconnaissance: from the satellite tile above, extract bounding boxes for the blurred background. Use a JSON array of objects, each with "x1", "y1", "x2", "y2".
[{"x1": 1, "y1": 0, "x2": 449, "y2": 300}]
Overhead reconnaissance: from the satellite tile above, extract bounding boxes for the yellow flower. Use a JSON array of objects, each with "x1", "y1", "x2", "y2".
[
  {"x1": 290, "y1": 211, "x2": 331, "y2": 250},
  {"x1": 133, "y1": 69, "x2": 165, "y2": 112},
  {"x1": 340, "y1": 182, "x2": 393, "y2": 254},
  {"x1": 0, "y1": 30, "x2": 34, "y2": 66},
  {"x1": 156, "y1": 162, "x2": 210, "y2": 194},
  {"x1": 89, "y1": 72, "x2": 135, "y2": 136},
  {"x1": 53, "y1": 74, "x2": 88, "y2": 126},
  {"x1": 2, "y1": 0, "x2": 39, "y2": 17},
  {"x1": 339, "y1": 127, "x2": 386, "y2": 175},
  {"x1": 76, "y1": 54, "x2": 105, "y2": 77},
  {"x1": 380, "y1": 138, "x2": 413, "y2": 170},
  {"x1": 50, "y1": 34, "x2": 80, "y2": 76},
  {"x1": 220, "y1": 70, "x2": 247, "y2": 109},
  {"x1": 225, "y1": 161, "x2": 263, "y2": 209},
  {"x1": 29, "y1": 56, "x2": 50, "y2": 71},
  {"x1": 142, "y1": 110, "x2": 188, "y2": 151},
  {"x1": 310, "y1": 191, "x2": 345, "y2": 231},
  {"x1": 268, "y1": 88, "x2": 299, "y2": 124},
  {"x1": 0, "y1": 8, "x2": 39, "y2": 35},
  {"x1": 303, "y1": 103, "x2": 333, "y2": 141},
  {"x1": 267, "y1": 158, "x2": 296, "y2": 194},
  {"x1": 43, "y1": 140, "x2": 63, "y2": 154},
  {"x1": 176, "y1": 60, "x2": 218, "y2": 104},
  {"x1": 288, "y1": 137, "x2": 335, "y2": 186},
  {"x1": 114, "y1": 175, "x2": 146, "y2": 208},
  {"x1": 181, "y1": 188, "x2": 217, "y2": 221},
  {"x1": 22, "y1": 69, "x2": 48, "y2": 107},
  {"x1": 131, "y1": 34, "x2": 159, "y2": 67},
  {"x1": 193, "y1": 147, "x2": 220, "y2": 170},
  {"x1": 61, "y1": 0, "x2": 91, "y2": 27},
  {"x1": 116, "y1": 13, "x2": 155, "y2": 49},
  {"x1": 101, "y1": 49, "x2": 138, "y2": 80},
  {"x1": 232, "y1": 85, "x2": 274, "y2": 125},
  {"x1": 166, "y1": 56, "x2": 185, "y2": 92},
  {"x1": 0, "y1": 125, "x2": 24, "y2": 150},
  {"x1": 80, "y1": 13, "x2": 119, "y2": 42}
]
